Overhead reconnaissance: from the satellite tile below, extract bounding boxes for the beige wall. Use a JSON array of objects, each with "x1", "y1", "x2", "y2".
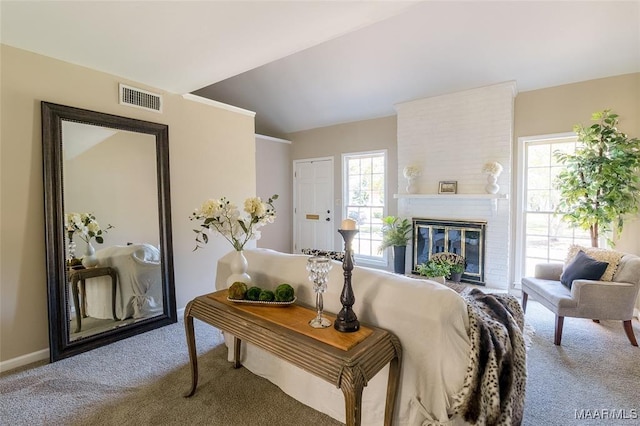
[
  {"x1": 256, "y1": 135, "x2": 292, "y2": 253},
  {"x1": 287, "y1": 116, "x2": 397, "y2": 257},
  {"x1": 0, "y1": 45, "x2": 256, "y2": 365},
  {"x1": 515, "y1": 73, "x2": 638, "y2": 137},
  {"x1": 65, "y1": 131, "x2": 159, "y2": 251},
  {"x1": 514, "y1": 73, "x2": 640, "y2": 256}
]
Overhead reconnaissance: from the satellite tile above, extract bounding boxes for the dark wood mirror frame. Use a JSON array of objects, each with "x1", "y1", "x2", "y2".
[{"x1": 42, "y1": 101, "x2": 177, "y2": 362}]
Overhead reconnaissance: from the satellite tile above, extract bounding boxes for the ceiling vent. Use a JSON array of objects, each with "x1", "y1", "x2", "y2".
[{"x1": 119, "y1": 84, "x2": 162, "y2": 113}]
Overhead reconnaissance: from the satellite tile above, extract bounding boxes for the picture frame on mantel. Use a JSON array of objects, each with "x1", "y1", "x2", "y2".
[{"x1": 438, "y1": 181, "x2": 457, "y2": 194}]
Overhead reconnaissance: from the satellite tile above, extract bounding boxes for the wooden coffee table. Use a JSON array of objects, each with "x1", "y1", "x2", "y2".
[{"x1": 184, "y1": 290, "x2": 402, "y2": 426}]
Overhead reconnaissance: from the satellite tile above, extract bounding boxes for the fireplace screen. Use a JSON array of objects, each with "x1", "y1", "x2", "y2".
[{"x1": 412, "y1": 218, "x2": 486, "y2": 285}]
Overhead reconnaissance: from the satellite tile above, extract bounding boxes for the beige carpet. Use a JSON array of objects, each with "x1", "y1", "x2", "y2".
[
  {"x1": 0, "y1": 318, "x2": 341, "y2": 426},
  {"x1": 2, "y1": 294, "x2": 638, "y2": 425}
]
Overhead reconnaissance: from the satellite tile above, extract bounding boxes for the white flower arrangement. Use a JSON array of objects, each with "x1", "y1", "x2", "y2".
[
  {"x1": 190, "y1": 194, "x2": 278, "y2": 251},
  {"x1": 403, "y1": 165, "x2": 422, "y2": 179},
  {"x1": 482, "y1": 161, "x2": 503, "y2": 177},
  {"x1": 65, "y1": 212, "x2": 113, "y2": 244}
]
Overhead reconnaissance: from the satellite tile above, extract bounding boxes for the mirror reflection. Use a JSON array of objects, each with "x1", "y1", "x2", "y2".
[
  {"x1": 62, "y1": 122, "x2": 163, "y2": 341},
  {"x1": 42, "y1": 101, "x2": 176, "y2": 362}
]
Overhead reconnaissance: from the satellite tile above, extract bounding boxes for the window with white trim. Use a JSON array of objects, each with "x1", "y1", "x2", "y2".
[
  {"x1": 342, "y1": 150, "x2": 386, "y2": 265},
  {"x1": 516, "y1": 134, "x2": 592, "y2": 283}
]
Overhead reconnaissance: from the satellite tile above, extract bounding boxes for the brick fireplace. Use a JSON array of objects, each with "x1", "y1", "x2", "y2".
[
  {"x1": 412, "y1": 218, "x2": 487, "y2": 285},
  {"x1": 394, "y1": 82, "x2": 516, "y2": 289}
]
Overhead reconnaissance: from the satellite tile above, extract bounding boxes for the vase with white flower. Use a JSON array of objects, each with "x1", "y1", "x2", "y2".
[
  {"x1": 65, "y1": 212, "x2": 114, "y2": 268},
  {"x1": 190, "y1": 194, "x2": 278, "y2": 286},
  {"x1": 482, "y1": 161, "x2": 503, "y2": 194},
  {"x1": 403, "y1": 165, "x2": 422, "y2": 194}
]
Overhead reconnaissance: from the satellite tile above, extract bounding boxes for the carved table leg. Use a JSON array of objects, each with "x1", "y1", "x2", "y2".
[
  {"x1": 183, "y1": 302, "x2": 198, "y2": 397},
  {"x1": 81, "y1": 279, "x2": 87, "y2": 318},
  {"x1": 72, "y1": 278, "x2": 82, "y2": 333},
  {"x1": 341, "y1": 368, "x2": 366, "y2": 426},
  {"x1": 384, "y1": 352, "x2": 402, "y2": 425},
  {"x1": 233, "y1": 336, "x2": 242, "y2": 368},
  {"x1": 110, "y1": 269, "x2": 118, "y2": 320}
]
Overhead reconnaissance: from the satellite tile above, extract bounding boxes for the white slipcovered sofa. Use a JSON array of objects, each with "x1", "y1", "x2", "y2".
[
  {"x1": 85, "y1": 243, "x2": 163, "y2": 320},
  {"x1": 215, "y1": 249, "x2": 474, "y2": 425}
]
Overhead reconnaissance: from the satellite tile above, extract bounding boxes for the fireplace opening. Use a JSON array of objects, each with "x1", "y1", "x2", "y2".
[{"x1": 412, "y1": 218, "x2": 487, "y2": 285}]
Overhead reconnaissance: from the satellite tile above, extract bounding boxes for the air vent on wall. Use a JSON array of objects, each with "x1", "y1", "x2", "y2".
[{"x1": 119, "y1": 83, "x2": 162, "y2": 113}]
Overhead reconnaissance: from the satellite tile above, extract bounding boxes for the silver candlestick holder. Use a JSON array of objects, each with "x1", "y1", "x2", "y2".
[
  {"x1": 306, "y1": 256, "x2": 333, "y2": 328},
  {"x1": 335, "y1": 229, "x2": 360, "y2": 333}
]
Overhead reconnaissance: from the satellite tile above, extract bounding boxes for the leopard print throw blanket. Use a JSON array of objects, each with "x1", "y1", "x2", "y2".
[{"x1": 452, "y1": 289, "x2": 527, "y2": 426}]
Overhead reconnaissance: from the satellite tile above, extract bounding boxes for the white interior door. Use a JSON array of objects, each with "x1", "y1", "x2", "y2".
[{"x1": 293, "y1": 158, "x2": 334, "y2": 252}]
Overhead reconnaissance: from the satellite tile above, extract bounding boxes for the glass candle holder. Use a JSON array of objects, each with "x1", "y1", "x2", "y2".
[
  {"x1": 306, "y1": 256, "x2": 333, "y2": 328},
  {"x1": 67, "y1": 231, "x2": 76, "y2": 262}
]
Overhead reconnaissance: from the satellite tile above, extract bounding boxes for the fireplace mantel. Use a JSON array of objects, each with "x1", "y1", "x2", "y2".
[
  {"x1": 393, "y1": 194, "x2": 508, "y2": 200},
  {"x1": 394, "y1": 193, "x2": 508, "y2": 215}
]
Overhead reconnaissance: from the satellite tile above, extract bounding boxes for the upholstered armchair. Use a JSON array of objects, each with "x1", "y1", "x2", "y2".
[{"x1": 521, "y1": 251, "x2": 640, "y2": 346}]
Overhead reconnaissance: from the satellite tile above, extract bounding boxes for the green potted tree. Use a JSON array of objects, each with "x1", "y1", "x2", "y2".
[
  {"x1": 378, "y1": 216, "x2": 412, "y2": 274},
  {"x1": 555, "y1": 110, "x2": 640, "y2": 247}
]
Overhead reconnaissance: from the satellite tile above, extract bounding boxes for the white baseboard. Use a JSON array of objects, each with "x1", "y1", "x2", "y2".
[
  {"x1": 1, "y1": 308, "x2": 186, "y2": 374},
  {"x1": 0, "y1": 348, "x2": 49, "y2": 373}
]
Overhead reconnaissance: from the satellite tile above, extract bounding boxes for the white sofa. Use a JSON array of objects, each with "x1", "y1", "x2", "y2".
[
  {"x1": 86, "y1": 243, "x2": 163, "y2": 320},
  {"x1": 215, "y1": 249, "x2": 473, "y2": 426}
]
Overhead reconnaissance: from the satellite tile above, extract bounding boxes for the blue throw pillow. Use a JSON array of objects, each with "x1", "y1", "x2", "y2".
[{"x1": 560, "y1": 250, "x2": 609, "y2": 289}]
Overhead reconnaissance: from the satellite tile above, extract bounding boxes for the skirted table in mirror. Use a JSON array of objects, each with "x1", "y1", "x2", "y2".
[
  {"x1": 69, "y1": 266, "x2": 118, "y2": 334},
  {"x1": 67, "y1": 243, "x2": 165, "y2": 340}
]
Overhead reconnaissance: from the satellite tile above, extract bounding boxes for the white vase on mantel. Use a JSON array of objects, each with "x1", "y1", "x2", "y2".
[
  {"x1": 406, "y1": 177, "x2": 418, "y2": 194},
  {"x1": 485, "y1": 174, "x2": 499, "y2": 194},
  {"x1": 226, "y1": 250, "x2": 252, "y2": 286}
]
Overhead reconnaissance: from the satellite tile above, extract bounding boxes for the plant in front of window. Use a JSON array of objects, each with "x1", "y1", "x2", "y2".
[
  {"x1": 554, "y1": 110, "x2": 640, "y2": 247},
  {"x1": 378, "y1": 216, "x2": 412, "y2": 274}
]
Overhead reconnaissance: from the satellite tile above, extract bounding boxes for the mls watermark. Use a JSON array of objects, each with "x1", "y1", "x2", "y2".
[{"x1": 575, "y1": 409, "x2": 638, "y2": 420}]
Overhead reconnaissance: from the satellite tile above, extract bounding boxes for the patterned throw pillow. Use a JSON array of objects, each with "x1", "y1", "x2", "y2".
[
  {"x1": 564, "y1": 244, "x2": 624, "y2": 281},
  {"x1": 301, "y1": 248, "x2": 345, "y2": 262}
]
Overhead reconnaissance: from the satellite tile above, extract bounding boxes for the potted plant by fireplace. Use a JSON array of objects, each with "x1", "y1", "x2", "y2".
[
  {"x1": 448, "y1": 261, "x2": 465, "y2": 283},
  {"x1": 416, "y1": 258, "x2": 451, "y2": 285},
  {"x1": 379, "y1": 216, "x2": 412, "y2": 274}
]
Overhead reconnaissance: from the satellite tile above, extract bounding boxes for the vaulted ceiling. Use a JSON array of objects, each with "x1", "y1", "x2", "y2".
[{"x1": 2, "y1": 1, "x2": 639, "y2": 137}]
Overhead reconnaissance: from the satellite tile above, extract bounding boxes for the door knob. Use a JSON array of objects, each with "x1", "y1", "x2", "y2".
[{"x1": 326, "y1": 218, "x2": 330, "y2": 221}]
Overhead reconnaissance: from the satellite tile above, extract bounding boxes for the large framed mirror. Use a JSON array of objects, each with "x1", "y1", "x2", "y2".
[{"x1": 42, "y1": 101, "x2": 177, "y2": 362}]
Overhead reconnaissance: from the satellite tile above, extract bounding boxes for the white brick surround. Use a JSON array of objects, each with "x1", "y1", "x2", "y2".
[{"x1": 395, "y1": 82, "x2": 517, "y2": 289}]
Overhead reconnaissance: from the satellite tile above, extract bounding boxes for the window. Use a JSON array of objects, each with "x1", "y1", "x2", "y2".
[
  {"x1": 343, "y1": 150, "x2": 386, "y2": 265},
  {"x1": 516, "y1": 134, "x2": 592, "y2": 283}
]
